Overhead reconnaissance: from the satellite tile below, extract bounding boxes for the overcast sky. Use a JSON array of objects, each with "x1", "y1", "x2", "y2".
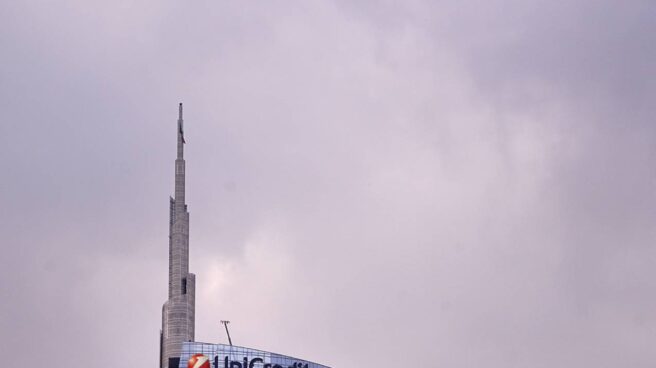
[{"x1": 1, "y1": 1, "x2": 656, "y2": 367}]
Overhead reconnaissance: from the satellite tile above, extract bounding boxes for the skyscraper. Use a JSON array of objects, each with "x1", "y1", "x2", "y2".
[
  {"x1": 157, "y1": 103, "x2": 330, "y2": 368},
  {"x1": 161, "y1": 103, "x2": 196, "y2": 368}
]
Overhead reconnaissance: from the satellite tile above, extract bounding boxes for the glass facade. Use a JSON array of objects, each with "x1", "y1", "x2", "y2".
[{"x1": 178, "y1": 342, "x2": 330, "y2": 368}]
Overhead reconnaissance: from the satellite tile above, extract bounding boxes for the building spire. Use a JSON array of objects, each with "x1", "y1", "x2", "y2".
[
  {"x1": 177, "y1": 103, "x2": 185, "y2": 158},
  {"x1": 163, "y1": 102, "x2": 195, "y2": 368},
  {"x1": 175, "y1": 102, "x2": 186, "y2": 205}
]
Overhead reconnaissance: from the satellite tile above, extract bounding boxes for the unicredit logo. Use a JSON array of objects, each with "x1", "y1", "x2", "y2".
[
  {"x1": 188, "y1": 354, "x2": 211, "y2": 368},
  {"x1": 215, "y1": 356, "x2": 309, "y2": 368}
]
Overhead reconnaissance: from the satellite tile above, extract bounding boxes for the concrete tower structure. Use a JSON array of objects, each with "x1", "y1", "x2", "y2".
[{"x1": 161, "y1": 103, "x2": 196, "y2": 368}]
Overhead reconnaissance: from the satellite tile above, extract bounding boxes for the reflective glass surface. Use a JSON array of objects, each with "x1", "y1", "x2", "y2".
[{"x1": 179, "y1": 342, "x2": 331, "y2": 368}]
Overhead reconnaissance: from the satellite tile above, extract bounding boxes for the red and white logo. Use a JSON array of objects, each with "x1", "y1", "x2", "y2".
[{"x1": 188, "y1": 354, "x2": 211, "y2": 368}]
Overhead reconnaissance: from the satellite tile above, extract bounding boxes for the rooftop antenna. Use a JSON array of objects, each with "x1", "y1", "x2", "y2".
[{"x1": 220, "y1": 320, "x2": 233, "y2": 346}]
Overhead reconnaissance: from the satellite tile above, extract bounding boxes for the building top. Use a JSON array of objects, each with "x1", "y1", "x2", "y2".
[{"x1": 179, "y1": 341, "x2": 331, "y2": 368}]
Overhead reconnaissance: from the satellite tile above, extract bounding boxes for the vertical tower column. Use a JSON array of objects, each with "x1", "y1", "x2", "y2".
[
  {"x1": 162, "y1": 103, "x2": 196, "y2": 368},
  {"x1": 170, "y1": 103, "x2": 188, "y2": 298}
]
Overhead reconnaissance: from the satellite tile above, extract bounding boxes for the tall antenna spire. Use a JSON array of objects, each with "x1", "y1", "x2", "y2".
[
  {"x1": 177, "y1": 103, "x2": 185, "y2": 158},
  {"x1": 162, "y1": 102, "x2": 195, "y2": 368},
  {"x1": 175, "y1": 102, "x2": 185, "y2": 203}
]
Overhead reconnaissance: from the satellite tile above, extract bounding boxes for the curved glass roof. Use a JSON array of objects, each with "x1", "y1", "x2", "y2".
[{"x1": 179, "y1": 341, "x2": 331, "y2": 368}]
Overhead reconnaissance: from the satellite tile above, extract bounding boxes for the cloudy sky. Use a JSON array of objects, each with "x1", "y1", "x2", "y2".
[{"x1": 1, "y1": 1, "x2": 656, "y2": 367}]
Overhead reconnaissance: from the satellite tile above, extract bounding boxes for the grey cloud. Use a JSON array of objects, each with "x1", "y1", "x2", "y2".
[{"x1": 1, "y1": 1, "x2": 655, "y2": 367}]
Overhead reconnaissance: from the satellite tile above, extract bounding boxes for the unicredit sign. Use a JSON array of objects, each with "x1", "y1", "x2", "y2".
[{"x1": 215, "y1": 356, "x2": 309, "y2": 368}]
